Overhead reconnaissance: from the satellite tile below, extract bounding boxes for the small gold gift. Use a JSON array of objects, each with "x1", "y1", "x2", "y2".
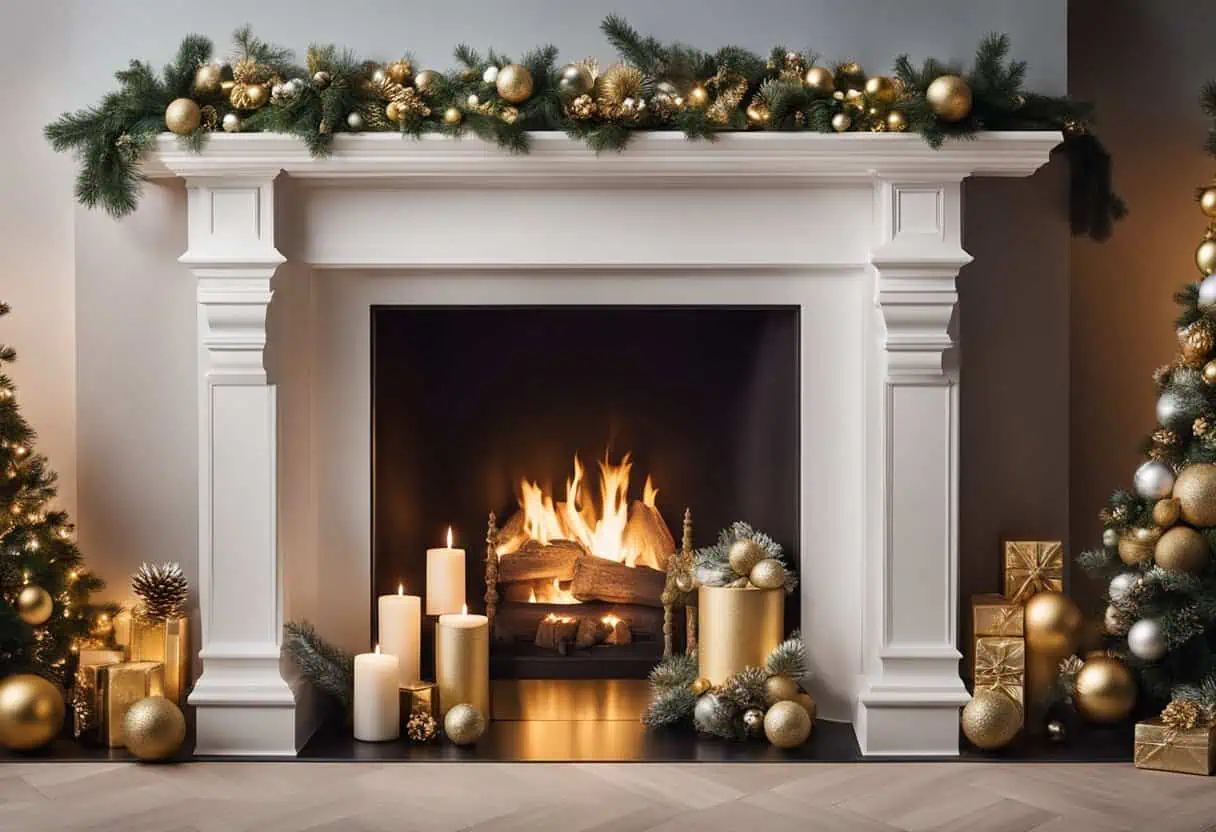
[
  {"x1": 1003, "y1": 540, "x2": 1064, "y2": 603},
  {"x1": 400, "y1": 681, "x2": 437, "y2": 721},
  {"x1": 974, "y1": 636, "x2": 1025, "y2": 705},
  {"x1": 97, "y1": 661, "x2": 165, "y2": 748},
  {"x1": 72, "y1": 649, "x2": 125, "y2": 742},
  {"x1": 1135, "y1": 701, "x2": 1216, "y2": 775},
  {"x1": 973, "y1": 594, "x2": 1024, "y2": 636},
  {"x1": 129, "y1": 615, "x2": 189, "y2": 704}
]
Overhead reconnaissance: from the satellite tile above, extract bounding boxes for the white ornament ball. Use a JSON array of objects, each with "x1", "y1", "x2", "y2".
[
  {"x1": 1127, "y1": 618, "x2": 1166, "y2": 661},
  {"x1": 466, "y1": 94, "x2": 481, "y2": 109},
  {"x1": 1102, "y1": 528, "x2": 1119, "y2": 548},
  {"x1": 1200, "y1": 275, "x2": 1216, "y2": 309},
  {"x1": 290, "y1": 78, "x2": 305, "y2": 93},
  {"x1": 272, "y1": 83, "x2": 285, "y2": 98},
  {"x1": 483, "y1": 66, "x2": 500, "y2": 84},
  {"x1": 1109, "y1": 572, "x2": 1137, "y2": 603},
  {"x1": 1134, "y1": 460, "x2": 1176, "y2": 501},
  {"x1": 221, "y1": 113, "x2": 241, "y2": 133},
  {"x1": 346, "y1": 112, "x2": 365, "y2": 131}
]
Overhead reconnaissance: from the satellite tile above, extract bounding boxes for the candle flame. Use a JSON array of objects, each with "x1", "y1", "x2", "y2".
[
  {"x1": 461, "y1": 603, "x2": 468, "y2": 616},
  {"x1": 374, "y1": 644, "x2": 381, "y2": 655},
  {"x1": 398, "y1": 583, "x2": 404, "y2": 595},
  {"x1": 447, "y1": 526, "x2": 453, "y2": 548}
]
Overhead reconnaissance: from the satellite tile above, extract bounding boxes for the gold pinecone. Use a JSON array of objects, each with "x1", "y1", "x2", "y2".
[
  {"x1": 1181, "y1": 321, "x2": 1216, "y2": 366},
  {"x1": 779, "y1": 51, "x2": 809, "y2": 82},
  {"x1": 1196, "y1": 416, "x2": 1211, "y2": 437},
  {"x1": 1161, "y1": 699, "x2": 1207, "y2": 731},
  {"x1": 597, "y1": 64, "x2": 646, "y2": 116},
  {"x1": 232, "y1": 58, "x2": 260, "y2": 85},
  {"x1": 359, "y1": 103, "x2": 391, "y2": 130},
  {"x1": 1099, "y1": 504, "x2": 1129, "y2": 526},
  {"x1": 567, "y1": 94, "x2": 597, "y2": 119},
  {"x1": 200, "y1": 105, "x2": 218, "y2": 131},
  {"x1": 1154, "y1": 428, "x2": 1180, "y2": 447},
  {"x1": 406, "y1": 711, "x2": 437, "y2": 742},
  {"x1": 131, "y1": 562, "x2": 189, "y2": 621},
  {"x1": 706, "y1": 73, "x2": 747, "y2": 125}
]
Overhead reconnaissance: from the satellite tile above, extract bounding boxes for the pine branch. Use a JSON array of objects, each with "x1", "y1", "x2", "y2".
[
  {"x1": 765, "y1": 630, "x2": 808, "y2": 679},
  {"x1": 642, "y1": 685, "x2": 697, "y2": 728},
  {"x1": 600, "y1": 15, "x2": 663, "y2": 74},
  {"x1": 648, "y1": 653, "x2": 698, "y2": 691},
  {"x1": 282, "y1": 620, "x2": 354, "y2": 712}
]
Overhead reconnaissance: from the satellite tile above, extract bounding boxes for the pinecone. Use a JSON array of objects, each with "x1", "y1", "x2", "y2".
[
  {"x1": 131, "y1": 562, "x2": 189, "y2": 620},
  {"x1": 406, "y1": 711, "x2": 437, "y2": 742},
  {"x1": 1161, "y1": 699, "x2": 1206, "y2": 731},
  {"x1": 1153, "y1": 428, "x2": 1180, "y2": 448},
  {"x1": 1181, "y1": 321, "x2": 1216, "y2": 366},
  {"x1": 567, "y1": 94, "x2": 597, "y2": 119},
  {"x1": 1153, "y1": 364, "x2": 1174, "y2": 388}
]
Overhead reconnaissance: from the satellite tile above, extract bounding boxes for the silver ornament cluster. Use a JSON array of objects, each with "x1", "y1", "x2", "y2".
[
  {"x1": 1200, "y1": 274, "x2": 1216, "y2": 309},
  {"x1": 693, "y1": 692, "x2": 728, "y2": 735},
  {"x1": 271, "y1": 77, "x2": 307, "y2": 103},
  {"x1": 1134, "y1": 460, "x2": 1176, "y2": 501},
  {"x1": 1109, "y1": 572, "x2": 1137, "y2": 603},
  {"x1": 1157, "y1": 388, "x2": 1202, "y2": 431},
  {"x1": 1127, "y1": 618, "x2": 1166, "y2": 661}
]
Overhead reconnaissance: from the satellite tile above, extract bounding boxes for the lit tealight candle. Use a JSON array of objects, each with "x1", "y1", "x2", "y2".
[
  {"x1": 378, "y1": 583, "x2": 421, "y2": 686},
  {"x1": 354, "y1": 645, "x2": 400, "y2": 742},
  {"x1": 435, "y1": 603, "x2": 489, "y2": 720},
  {"x1": 426, "y1": 526, "x2": 466, "y2": 615}
]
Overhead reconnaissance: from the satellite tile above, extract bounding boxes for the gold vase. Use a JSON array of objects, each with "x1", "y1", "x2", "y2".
[
  {"x1": 697, "y1": 586, "x2": 784, "y2": 685},
  {"x1": 435, "y1": 619, "x2": 490, "y2": 721}
]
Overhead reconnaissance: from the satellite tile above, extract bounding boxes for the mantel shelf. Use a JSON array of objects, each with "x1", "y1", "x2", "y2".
[{"x1": 146, "y1": 131, "x2": 1060, "y2": 184}]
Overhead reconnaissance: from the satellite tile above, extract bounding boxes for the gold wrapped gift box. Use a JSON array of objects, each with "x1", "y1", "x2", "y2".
[
  {"x1": 974, "y1": 636, "x2": 1025, "y2": 705},
  {"x1": 400, "y1": 681, "x2": 437, "y2": 722},
  {"x1": 129, "y1": 615, "x2": 189, "y2": 704},
  {"x1": 972, "y1": 594, "x2": 1024, "y2": 637},
  {"x1": 71, "y1": 649, "x2": 125, "y2": 741},
  {"x1": 1134, "y1": 718, "x2": 1216, "y2": 775},
  {"x1": 1002, "y1": 540, "x2": 1064, "y2": 603},
  {"x1": 97, "y1": 661, "x2": 165, "y2": 748}
]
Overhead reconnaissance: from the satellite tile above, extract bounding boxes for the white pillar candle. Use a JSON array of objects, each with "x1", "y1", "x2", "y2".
[
  {"x1": 378, "y1": 584, "x2": 421, "y2": 686},
  {"x1": 353, "y1": 645, "x2": 400, "y2": 742},
  {"x1": 426, "y1": 526, "x2": 466, "y2": 615},
  {"x1": 435, "y1": 604, "x2": 490, "y2": 720}
]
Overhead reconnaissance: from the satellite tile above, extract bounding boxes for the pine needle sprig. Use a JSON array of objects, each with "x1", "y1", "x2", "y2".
[
  {"x1": 642, "y1": 685, "x2": 697, "y2": 728},
  {"x1": 283, "y1": 620, "x2": 355, "y2": 713},
  {"x1": 765, "y1": 630, "x2": 808, "y2": 680},
  {"x1": 720, "y1": 667, "x2": 767, "y2": 711},
  {"x1": 648, "y1": 653, "x2": 698, "y2": 691}
]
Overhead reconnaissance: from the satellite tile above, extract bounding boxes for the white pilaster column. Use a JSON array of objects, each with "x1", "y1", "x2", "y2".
[
  {"x1": 182, "y1": 176, "x2": 296, "y2": 756},
  {"x1": 855, "y1": 176, "x2": 972, "y2": 756}
]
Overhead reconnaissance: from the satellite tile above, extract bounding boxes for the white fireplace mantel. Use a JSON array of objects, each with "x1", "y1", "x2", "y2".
[{"x1": 146, "y1": 131, "x2": 1059, "y2": 757}]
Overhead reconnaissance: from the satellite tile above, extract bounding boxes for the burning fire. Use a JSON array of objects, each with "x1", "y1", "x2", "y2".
[
  {"x1": 527, "y1": 578, "x2": 579, "y2": 605},
  {"x1": 498, "y1": 451, "x2": 667, "y2": 570}
]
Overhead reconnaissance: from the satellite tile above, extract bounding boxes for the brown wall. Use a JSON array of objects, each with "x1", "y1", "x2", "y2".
[{"x1": 1070, "y1": 0, "x2": 1216, "y2": 613}]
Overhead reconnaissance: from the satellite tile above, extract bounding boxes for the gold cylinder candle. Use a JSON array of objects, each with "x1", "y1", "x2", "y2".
[
  {"x1": 698, "y1": 586, "x2": 784, "y2": 685},
  {"x1": 435, "y1": 606, "x2": 490, "y2": 721}
]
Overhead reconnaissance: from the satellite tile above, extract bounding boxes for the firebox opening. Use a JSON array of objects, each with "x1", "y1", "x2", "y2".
[{"x1": 372, "y1": 306, "x2": 800, "y2": 680}]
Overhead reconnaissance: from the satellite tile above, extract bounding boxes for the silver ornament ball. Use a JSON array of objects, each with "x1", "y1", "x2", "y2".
[
  {"x1": 1102, "y1": 528, "x2": 1120, "y2": 548},
  {"x1": 558, "y1": 63, "x2": 594, "y2": 98},
  {"x1": 693, "y1": 692, "x2": 726, "y2": 734},
  {"x1": 1104, "y1": 604, "x2": 1127, "y2": 635},
  {"x1": 1157, "y1": 388, "x2": 1202, "y2": 431},
  {"x1": 221, "y1": 113, "x2": 241, "y2": 133},
  {"x1": 1200, "y1": 275, "x2": 1216, "y2": 309},
  {"x1": 742, "y1": 708, "x2": 766, "y2": 738},
  {"x1": 1127, "y1": 618, "x2": 1166, "y2": 661},
  {"x1": 483, "y1": 66, "x2": 500, "y2": 84},
  {"x1": 346, "y1": 112, "x2": 365, "y2": 131},
  {"x1": 1109, "y1": 572, "x2": 1137, "y2": 603},
  {"x1": 1134, "y1": 460, "x2": 1176, "y2": 501},
  {"x1": 466, "y1": 94, "x2": 481, "y2": 109}
]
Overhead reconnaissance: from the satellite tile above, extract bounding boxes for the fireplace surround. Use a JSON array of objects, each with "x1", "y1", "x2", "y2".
[{"x1": 145, "y1": 130, "x2": 1059, "y2": 757}]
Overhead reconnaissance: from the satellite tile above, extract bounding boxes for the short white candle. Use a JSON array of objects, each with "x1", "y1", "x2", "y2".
[
  {"x1": 378, "y1": 583, "x2": 421, "y2": 686},
  {"x1": 426, "y1": 526, "x2": 466, "y2": 615},
  {"x1": 353, "y1": 645, "x2": 400, "y2": 742}
]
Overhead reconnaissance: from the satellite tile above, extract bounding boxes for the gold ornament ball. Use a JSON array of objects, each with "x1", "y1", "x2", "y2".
[
  {"x1": 764, "y1": 674, "x2": 800, "y2": 707},
  {"x1": 385, "y1": 101, "x2": 406, "y2": 122},
  {"x1": 495, "y1": 64, "x2": 534, "y2": 104},
  {"x1": 831, "y1": 112, "x2": 852, "y2": 132},
  {"x1": 0, "y1": 674, "x2": 64, "y2": 751},
  {"x1": 961, "y1": 690, "x2": 1022, "y2": 750},
  {"x1": 164, "y1": 98, "x2": 201, "y2": 135},
  {"x1": 742, "y1": 708, "x2": 766, "y2": 737},
  {"x1": 728, "y1": 539, "x2": 766, "y2": 575},
  {"x1": 1174, "y1": 463, "x2": 1216, "y2": 526},
  {"x1": 864, "y1": 75, "x2": 897, "y2": 104},
  {"x1": 1199, "y1": 238, "x2": 1216, "y2": 276},
  {"x1": 1118, "y1": 527, "x2": 1160, "y2": 567},
  {"x1": 1153, "y1": 497, "x2": 1182, "y2": 528},
  {"x1": 687, "y1": 86, "x2": 710, "y2": 109},
  {"x1": 414, "y1": 69, "x2": 441, "y2": 94},
  {"x1": 1201, "y1": 187, "x2": 1216, "y2": 219},
  {"x1": 1203, "y1": 361, "x2": 1216, "y2": 386},
  {"x1": 194, "y1": 64, "x2": 223, "y2": 94},
  {"x1": 804, "y1": 66, "x2": 835, "y2": 91},
  {"x1": 244, "y1": 84, "x2": 269, "y2": 110},
  {"x1": 312, "y1": 70, "x2": 332, "y2": 90},
  {"x1": 500, "y1": 106, "x2": 519, "y2": 125},
  {"x1": 1154, "y1": 525, "x2": 1210, "y2": 572},
  {"x1": 675, "y1": 571, "x2": 696, "y2": 593},
  {"x1": 123, "y1": 696, "x2": 185, "y2": 761},
  {"x1": 690, "y1": 677, "x2": 712, "y2": 696},
  {"x1": 793, "y1": 691, "x2": 817, "y2": 722},
  {"x1": 749, "y1": 558, "x2": 786, "y2": 590},
  {"x1": 926, "y1": 74, "x2": 973, "y2": 122},
  {"x1": 763, "y1": 700, "x2": 813, "y2": 748},
  {"x1": 387, "y1": 61, "x2": 412, "y2": 85},
  {"x1": 745, "y1": 102, "x2": 771, "y2": 127},
  {"x1": 1074, "y1": 656, "x2": 1136, "y2": 723},
  {"x1": 443, "y1": 107, "x2": 463, "y2": 126},
  {"x1": 1024, "y1": 591, "x2": 1082, "y2": 657},
  {"x1": 16, "y1": 585, "x2": 53, "y2": 626},
  {"x1": 557, "y1": 63, "x2": 594, "y2": 99},
  {"x1": 444, "y1": 703, "x2": 486, "y2": 746},
  {"x1": 886, "y1": 111, "x2": 908, "y2": 132}
]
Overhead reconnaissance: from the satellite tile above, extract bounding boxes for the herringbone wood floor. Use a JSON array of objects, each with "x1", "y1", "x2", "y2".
[{"x1": 1, "y1": 762, "x2": 1214, "y2": 832}]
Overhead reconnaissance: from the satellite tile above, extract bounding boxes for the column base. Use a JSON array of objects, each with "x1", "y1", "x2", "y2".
[
  {"x1": 188, "y1": 651, "x2": 298, "y2": 756},
  {"x1": 854, "y1": 678, "x2": 970, "y2": 757}
]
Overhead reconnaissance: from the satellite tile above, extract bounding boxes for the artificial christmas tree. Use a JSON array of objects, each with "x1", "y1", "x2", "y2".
[{"x1": 0, "y1": 302, "x2": 117, "y2": 688}]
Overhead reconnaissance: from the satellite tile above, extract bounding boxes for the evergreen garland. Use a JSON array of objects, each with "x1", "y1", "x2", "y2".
[{"x1": 46, "y1": 21, "x2": 1118, "y2": 239}]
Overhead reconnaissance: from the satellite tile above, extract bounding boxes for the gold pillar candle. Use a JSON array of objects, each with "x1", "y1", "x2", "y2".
[
  {"x1": 129, "y1": 615, "x2": 189, "y2": 704},
  {"x1": 697, "y1": 586, "x2": 784, "y2": 685},
  {"x1": 98, "y1": 661, "x2": 164, "y2": 748},
  {"x1": 435, "y1": 606, "x2": 489, "y2": 721}
]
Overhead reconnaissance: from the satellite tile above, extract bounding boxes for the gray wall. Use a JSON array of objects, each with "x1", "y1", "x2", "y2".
[{"x1": 8, "y1": 2, "x2": 1070, "y2": 659}]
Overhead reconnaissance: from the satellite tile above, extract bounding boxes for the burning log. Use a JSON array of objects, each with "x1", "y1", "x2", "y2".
[
  {"x1": 570, "y1": 557, "x2": 666, "y2": 607},
  {"x1": 624, "y1": 500, "x2": 676, "y2": 571},
  {"x1": 494, "y1": 602, "x2": 664, "y2": 642},
  {"x1": 534, "y1": 614, "x2": 579, "y2": 650},
  {"x1": 575, "y1": 616, "x2": 611, "y2": 649},
  {"x1": 604, "y1": 616, "x2": 632, "y2": 645},
  {"x1": 496, "y1": 539, "x2": 585, "y2": 584}
]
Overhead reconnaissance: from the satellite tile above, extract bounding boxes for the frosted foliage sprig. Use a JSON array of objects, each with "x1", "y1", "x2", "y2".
[{"x1": 694, "y1": 521, "x2": 791, "y2": 587}]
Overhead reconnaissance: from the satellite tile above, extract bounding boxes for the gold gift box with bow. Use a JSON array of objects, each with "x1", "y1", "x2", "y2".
[
  {"x1": 972, "y1": 594, "x2": 1024, "y2": 637},
  {"x1": 974, "y1": 636, "x2": 1025, "y2": 705},
  {"x1": 1003, "y1": 540, "x2": 1064, "y2": 603},
  {"x1": 1135, "y1": 718, "x2": 1216, "y2": 775}
]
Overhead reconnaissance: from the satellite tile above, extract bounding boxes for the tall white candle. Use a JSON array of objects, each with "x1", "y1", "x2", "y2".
[
  {"x1": 353, "y1": 645, "x2": 400, "y2": 742},
  {"x1": 378, "y1": 584, "x2": 421, "y2": 686},
  {"x1": 426, "y1": 526, "x2": 466, "y2": 615}
]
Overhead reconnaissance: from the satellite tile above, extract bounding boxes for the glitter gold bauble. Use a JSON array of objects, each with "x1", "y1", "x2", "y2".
[
  {"x1": 864, "y1": 75, "x2": 897, "y2": 104},
  {"x1": 831, "y1": 112, "x2": 852, "y2": 132},
  {"x1": 1155, "y1": 525, "x2": 1209, "y2": 572},
  {"x1": 687, "y1": 86, "x2": 710, "y2": 109},
  {"x1": 444, "y1": 703, "x2": 485, "y2": 745},
  {"x1": 1073, "y1": 656, "x2": 1136, "y2": 723},
  {"x1": 123, "y1": 696, "x2": 185, "y2": 761},
  {"x1": 495, "y1": 63, "x2": 534, "y2": 104},
  {"x1": 926, "y1": 74, "x2": 972, "y2": 122},
  {"x1": 804, "y1": 66, "x2": 834, "y2": 91},
  {"x1": 164, "y1": 98, "x2": 201, "y2": 135},
  {"x1": 1202, "y1": 187, "x2": 1216, "y2": 219},
  {"x1": 1175, "y1": 463, "x2": 1216, "y2": 526},
  {"x1": 749, "y1": 558, "x2": 786, "y2": 590},
  {"x1": 0, "y1": 674, "x2": 64, "y2": 751},
  {"x1": 1199, "y1": 237, "x2": 1216, "y2": 276},
  {"x1": 1118, "y1": 527, "x2": 1160, "y2": 566},
  {"x1": 690, "y1": 677, "x2": 712, "y2": 696},
  {"x1": 414, "y1": 70, "x2": 440, "y2": 94},
  {"x1": 1203, "y1": 361, "x2": 1216, "y2": 386},
  {"x1": 763, "y1": 700, "x2": 812, "y2": 748},
  {"x1": 764, "y1": 674, "x2": 800, "y2": 706},
  {"x1": 1024, "y1": 591, "x2": 1082, "y2": 657},
  {"x1": 960, "y1": 689, "x2": 1022, "y2": 750},
  {"x1": 194, "y1": 64, "x2": 223, "y2": 95},
  {"x1": 728, "y1": 539, "x2": 766, "y2": 575},
  {"x1": 745, "y1": 102, "x2": 771, "y2": 127},
  {"x1": 16, "y1": 585, "x2": 53, "y2": 626},
  {"x1": 886, "y1": 111, "x2": 908, "y2": 132},
  {"x1": 443, "y1": 107, "x2": 462, "y2": 125},
  {"x1": 387, "y1": 60, "x2": 413, "y2": 85},
  {"x1": 1153, "y1": 497, "x2": 1181, "y2": 529},
  {"x1": 794, "y1": 691, "x2": 817, "y2": 721},
  {"x1": 558, "y1": 63, "x2": 594, "y2": 99},
  {"x1": 385, "y1": 101, "x2": 406, "y2": 122}
]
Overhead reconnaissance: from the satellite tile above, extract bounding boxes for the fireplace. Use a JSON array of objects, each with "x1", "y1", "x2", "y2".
[{"x1": 371, "y1": 306, "x2": 800, "y2": 679}]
